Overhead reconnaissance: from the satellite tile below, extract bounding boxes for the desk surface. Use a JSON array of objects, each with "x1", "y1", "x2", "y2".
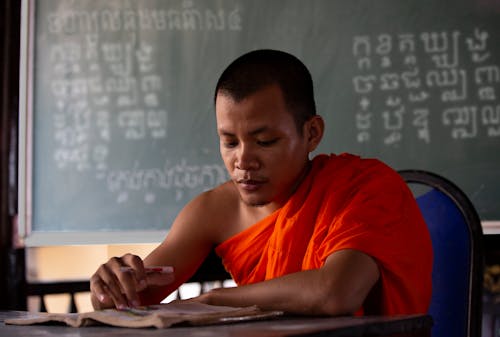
[{"x1": 0, "y1": 311, "x2": 431, "y2": 337}]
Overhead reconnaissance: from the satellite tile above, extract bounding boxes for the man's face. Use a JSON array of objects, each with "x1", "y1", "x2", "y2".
[{"x1": 216, "y1": 84, "x2": 312, "y2": 208}]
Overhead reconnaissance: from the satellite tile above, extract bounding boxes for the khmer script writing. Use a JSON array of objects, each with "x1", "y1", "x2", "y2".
[
  {"x1": 45, "y1": 1, "x2": 237, "y2": 204},
  {"x1": 352, "y1": 28, "x2": 500, "y2": 146}
]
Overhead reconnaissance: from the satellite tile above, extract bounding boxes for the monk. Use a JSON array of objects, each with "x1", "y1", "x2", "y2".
[{"x1": 90, "y1": 49, "x2": 433, "y2": 316}]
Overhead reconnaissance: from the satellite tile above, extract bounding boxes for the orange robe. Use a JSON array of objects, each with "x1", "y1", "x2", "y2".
[{"x1": 216, "y1": 153, "x2": 433, "y2": 315}]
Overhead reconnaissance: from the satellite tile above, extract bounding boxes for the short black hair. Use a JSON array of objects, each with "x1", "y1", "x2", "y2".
[{"x1": 214, "y1": 49, "x2": 317, "y2": 133}]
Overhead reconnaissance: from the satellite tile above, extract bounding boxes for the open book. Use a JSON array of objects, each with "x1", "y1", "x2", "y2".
[{"x1": 5, "y1": 302, "x2": 283, "y2": 329}]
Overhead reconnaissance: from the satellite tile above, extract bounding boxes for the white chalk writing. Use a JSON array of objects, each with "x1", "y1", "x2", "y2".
[
  {"x1": 46, "y1": 1, "x2": 242, "y2": 34},
  {"x1": 42, "y1": 2, "x2": 238, "y2": 205},
  {"x1": 352, "y1": 28, "x2": 500, "y2": 145},
  {"x1": 104, "y1": 159, "x2": 228, "y2": 203},
  {"x1": 49, "y1": 36, "x2": 169, "y2": 172}
]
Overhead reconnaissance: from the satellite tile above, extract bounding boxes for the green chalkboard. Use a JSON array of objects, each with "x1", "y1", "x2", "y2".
[{"x1": 22, "y1": 0, "x2": 500, "y2": 243}]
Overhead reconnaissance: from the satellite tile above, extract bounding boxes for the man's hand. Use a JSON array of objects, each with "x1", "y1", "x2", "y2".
[{"x1": 90, "y1": 253, "x2": 175, "y2": 310}]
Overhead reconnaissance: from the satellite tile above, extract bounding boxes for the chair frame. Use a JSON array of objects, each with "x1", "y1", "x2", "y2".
[{"x1": 398, "y1": 169, "x2": 484, "y2": 337}]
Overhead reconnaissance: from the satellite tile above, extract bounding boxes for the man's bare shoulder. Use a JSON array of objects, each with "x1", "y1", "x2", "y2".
[
  {"x1": 177, "y1": 181, "x2": 273, "y2": 244},
  {"x1": 179, "y1": 181, "x2": 241, "y2": 243},
  {"x1": 194, "y1": 181, "x2": 240, "y2": 211}
]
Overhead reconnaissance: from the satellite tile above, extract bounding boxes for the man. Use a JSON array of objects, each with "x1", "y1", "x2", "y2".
[{"x1": 90, "y1": 49, "x2": 432, "y2": 316}]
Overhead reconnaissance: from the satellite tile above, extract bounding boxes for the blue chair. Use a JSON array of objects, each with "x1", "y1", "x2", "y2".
[{"x1": 398, "y1": 170, "x2": 483, "y2": 337}]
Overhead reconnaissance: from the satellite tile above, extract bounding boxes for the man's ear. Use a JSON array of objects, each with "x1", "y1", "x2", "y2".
[{"x1": 305, "y1": 115, "x2": 324, "y2": 152}]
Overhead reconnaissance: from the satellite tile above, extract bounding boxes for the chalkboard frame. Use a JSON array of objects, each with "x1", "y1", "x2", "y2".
[{"x1": 18, "y1": 0, "x2": 500, "y2": 246}]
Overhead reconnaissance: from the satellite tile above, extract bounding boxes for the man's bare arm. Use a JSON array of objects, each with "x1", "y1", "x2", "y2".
[
  {"x1": 190, "y1": 249, "x2": 379, "y2": 316},
  {"x1": 90, "y1": 190, "x2": 221, "y2": 310}
]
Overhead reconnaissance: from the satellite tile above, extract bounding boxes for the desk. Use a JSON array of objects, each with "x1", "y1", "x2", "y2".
[{"x1": 0, "y1": 311, "x2": 431, "y2": 337}]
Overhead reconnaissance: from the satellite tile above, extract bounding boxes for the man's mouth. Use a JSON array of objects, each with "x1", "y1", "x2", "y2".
[{"x1": 237, "y1": 179, "x2": 266, "y2": 191}]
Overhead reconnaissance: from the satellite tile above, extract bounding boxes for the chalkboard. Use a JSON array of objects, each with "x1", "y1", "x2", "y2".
[{"x1": 20, "y1": 0, "x2": 500, "y2": 244}]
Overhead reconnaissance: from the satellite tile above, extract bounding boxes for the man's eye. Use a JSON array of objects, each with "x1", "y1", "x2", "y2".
[
  {"x1": 223, "y1": 141, "x2": 238, "y2": 148},
  {"x1": 258, "y1": 139, "x2": 279, "y2": 147}
]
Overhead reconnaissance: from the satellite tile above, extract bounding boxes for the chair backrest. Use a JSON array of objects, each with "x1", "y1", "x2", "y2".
[
  {"x1": 187, "y1": 249, "x2": 232, "y2": 284},
  {"x1": 398, "y1": 170, "x2": 483, "y2": 337}
]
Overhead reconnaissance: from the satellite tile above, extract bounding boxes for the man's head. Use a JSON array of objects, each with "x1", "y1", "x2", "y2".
[
  {"x1": 214, "y1": 49, "x2": 316, "y2": 133},
  {"x1": 215, "y1": 50, "x2": 324, "y2": 209}
]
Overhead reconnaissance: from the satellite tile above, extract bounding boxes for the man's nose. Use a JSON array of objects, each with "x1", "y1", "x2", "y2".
[{"x1": 235, "y1": 144, "x2": 259, "y2": 170}]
